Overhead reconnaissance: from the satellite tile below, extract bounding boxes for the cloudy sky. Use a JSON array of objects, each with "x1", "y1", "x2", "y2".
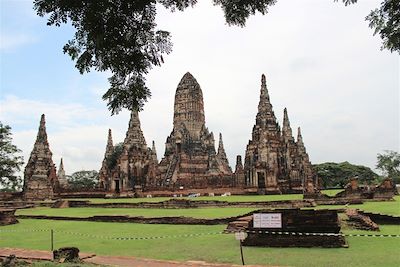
[{"x1": 0, "y1": 0, "x2": 398, "y2": 176}]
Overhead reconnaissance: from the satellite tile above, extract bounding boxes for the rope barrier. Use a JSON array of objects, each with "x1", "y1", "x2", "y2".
[
  {"x1": 0, "y1": 229, "x2": 49, "y2": 233},
  {"x1": 1, "y1": 228, "x2": 399, "y2": 239},
  {"x1": 245, "y1": 230, "x2": 400, "y2": 238},
  {"x1": 0, "y1": 229, "x2": 223, "y2": 240}
]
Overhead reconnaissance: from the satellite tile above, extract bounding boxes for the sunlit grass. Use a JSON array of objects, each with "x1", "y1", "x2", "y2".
[
  {"x1": 69, "y1": 193, "x2": 303, "y2": 203},
  {"x1": 1, "y1": 219, "x2": 399, "y2": 267},
  {"x1": 16, "y1": 207, "x2": 258, "y2": 219}
]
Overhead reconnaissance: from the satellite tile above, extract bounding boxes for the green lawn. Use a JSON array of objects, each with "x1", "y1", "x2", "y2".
[
  {"x1": 18, "y1": 195, "x2": 400, "y2": 218},
  {"x1": 321, "y1": 189, "x2": 344, "y2": 196},
  {"x1": 69, "y1": 193, "x2": 303, "y2": 203},
  {"x1": 316, "y1": 195, "x2": 400, "y2": 216},
  {"x1": 1, "y1": 219, "x2": 399, "y2": 267},
  {"x1": 16, "y1": 207, "x2": 258, "y2": 219}
]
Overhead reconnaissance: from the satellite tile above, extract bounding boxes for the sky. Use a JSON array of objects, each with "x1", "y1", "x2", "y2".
[{"x1": 0, "y1": 0, "x2": 399, "y2": 176}]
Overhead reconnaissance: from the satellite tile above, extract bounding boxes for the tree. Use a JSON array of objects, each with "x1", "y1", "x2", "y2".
[
  {"x1": 313, "y1": 161, "x2": 379, "y2": 188},
  {"x1": 0, "y1": 122, "x2": 24, "y2": 192},
  {"x1": 106, "y1": 142, "x2": 124, "y2": 170},
  {"x1": 365, "y1": 0, "x2": 400, "y2": 53},
  {"x1": 33, "y1": 0, "x2": 399, "y2": 114},
  {"x1": 376, "y1": 150, "x2": 400, "y2": 183},
  {"x1": 67, "y1": 170, "x2": 99, "y2": 190}
]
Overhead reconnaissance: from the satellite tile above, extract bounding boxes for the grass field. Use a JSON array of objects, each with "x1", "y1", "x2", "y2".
[
  {"x1": 1, "y1": 219, "x2": 399, "y2": 267},
  {"x1": 4, "y1": 192, "x2": 399, "y2": 266},
  {"x1": 68, "y1": 189, "x2": 342, "y2": 204},
  {"x1": 316, "y1": 195, "x2": 400, "y2": 216},
  {"x1": 16, "y1": 207, "x2": 258, "y2": 218},
  {"x1": 18, "y1": 195, "x2": 400, "y2": 219},
  {"x1": 70, "y1": 193, "x2": 304, "y2": 203}
]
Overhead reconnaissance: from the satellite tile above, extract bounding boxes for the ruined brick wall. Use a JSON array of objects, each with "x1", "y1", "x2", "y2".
[{"x1": 242, "y1": 209, "x2": 345, "y2": 248}]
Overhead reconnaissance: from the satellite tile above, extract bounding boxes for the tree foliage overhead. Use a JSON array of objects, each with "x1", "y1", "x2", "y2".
[
  {"x1": 313, "y1": 161, "x2": 379, "y2": 188},
  {"x1": 366, "y1": 0, "x2": 400, "y2": 53},
  {"x1": 376, "y1": 150, "x2": 400, "y2": 183},
  {"x1": 33, "y1": 0, "x2": 399, "y2": 113},
  {"x1": 0, "y1": 122, "x2": 24, "y2": 192}
]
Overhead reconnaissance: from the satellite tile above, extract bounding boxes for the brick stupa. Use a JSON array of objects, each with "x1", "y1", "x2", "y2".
[
  {"x1": 157, "y1": 72, "x2": 232, "y2": 188},
  {"x1": 23, "y1": 114, "x2": 57, "y2": 200},
  {"x1": 243, "y1": 74, "x2": 316, "y2": 193},
  {"x1": 98, "y1": 112, "x2": 158, "y2": 192}
]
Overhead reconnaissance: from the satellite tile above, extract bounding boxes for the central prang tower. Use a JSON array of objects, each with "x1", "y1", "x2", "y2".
[
  {"x1": 243, "y1": 74, "x2": 316, "y2": 194},
  {"x1": 158, "y1": 72, "x2": 232, "y2": 188}
]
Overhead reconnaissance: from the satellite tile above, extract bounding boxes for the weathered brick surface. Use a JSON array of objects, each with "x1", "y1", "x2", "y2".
[
  {"x1": 157, "y1": 73, "x2": 233, "y2": 189},
  {"x1": 241, "y1": 209, "x2": 346, "y2": 248},
  {"x1": 243, "y1": 75, "x2": 317, "y2": 194},
  {"x1": 98, "y1": 112, "x2": 159, "y2": 192},
  {"x1": 0, "y1": 209, "x2": 18, "y2": 226},
  {"x1": 23, "y1": 114, "x2": 57, "y2": 200}
]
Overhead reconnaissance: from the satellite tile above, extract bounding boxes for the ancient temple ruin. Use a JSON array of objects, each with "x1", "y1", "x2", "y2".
[
  {"x1": 98, "y1": 129, "x2": 114, "y2": 190},
  {"x1": 98, "y1": 112, "x2": 158, "y2": 192},
  {"x1": 157, "y1": 72, "x2": 232, "y2": 188},
  {"x1": 243, "y1": 74, "x2": 316, "y2": 194},
  {"x1": 23, "y1": 114, "x2": 58, "y2": 200},
  {"x1": 234, "y1": 155, "x2": 245, "y2": 187},
  {"x1": 57, "y1": 158, "x2": 69, "y2": 189},
  {"x1": 97, "y1": 73, "x2": 317, "y2": 194}
]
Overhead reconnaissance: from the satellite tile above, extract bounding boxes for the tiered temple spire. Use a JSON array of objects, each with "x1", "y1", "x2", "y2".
[
  {"x1": 105, "y1": 129, "x2": 114, "y2": 157},
  {"x1": 23, "y1": 114, "x2": 57, "y2": 200},
  {"x1": 255, "y1": 74, "x2": 280, "y2": 134},
  {"x1": 216, "y1": 133, "x2": 232, "y2": 175},
  {"x1": 244, "y1": 74, "x2": 316, "y2": 193},
  {"x1": 124, "y1": 111, "x2": 147, "y2": 150},
  {"x1": 282, "y1": 108, "x2": 294, "y2": 143},
  {"x1": 151, "y1": 140, "x2": 158, "y2": 163},
  {"x1": 158, "y1": 72, "x2": 232, "y2": 188},
  {"x1": 99, "y1": 129, "x2": 114, "y2": 190},
  {"x1": 57, "y1": 158, "x2": 69, "y2": 188}
]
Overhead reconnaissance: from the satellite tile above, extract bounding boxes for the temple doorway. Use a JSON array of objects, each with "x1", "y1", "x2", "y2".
[
  {"x1": 114, "y1": 180, "x2": 120, "y2": 193},
  {"x1": 257, "y1": 172, "x2": 265, "y2": 188}
]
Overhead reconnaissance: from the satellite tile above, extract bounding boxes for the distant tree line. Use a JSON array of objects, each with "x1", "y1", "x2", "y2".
[
  {"x1": 313, "y1": 162, "x2": 380, "y2": 188},
  {"x1": 66, "y1": 170, "x2": 99, "y2": 191},
  {"x1": 314, "y1": 151, "x2": 400, "y2": 189}
]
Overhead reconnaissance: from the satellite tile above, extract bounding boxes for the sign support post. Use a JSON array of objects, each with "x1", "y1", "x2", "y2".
[
  {"x1": 239, "y1": 240, "x2": 245, "y2": 265},
  {"x1": 235, "y1": 231, "x2": 247, "y2": 266}
]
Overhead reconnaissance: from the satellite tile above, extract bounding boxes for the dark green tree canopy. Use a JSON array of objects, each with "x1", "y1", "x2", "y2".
[
  {"x1": 0, "y1": 122, "x2": 24, "y2": 192},
  {"x1": 376, "y1": 150, "x2": 400, "y2": 183},
  {"x1": 67, "y1": 170, "x2": 99, "y2": 190},
  {"x1": 313, "y1": 161, "x2": 380, "y2": 188},
  {"x1": 106, "y1": 142, "x2": 124, "y2": 170},
  {"x1": 33, "y1": 0, "x2": 399, "y2": 113}
]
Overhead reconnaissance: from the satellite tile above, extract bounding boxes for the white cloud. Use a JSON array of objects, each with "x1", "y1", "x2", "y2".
[
  {"x1": 0, "y1": 33, "x2": 37, "y2": 52},
  {"x1": 1, "y1": 95, "x2": 128, "y2": 175},
  {"x1": 0, "y1": 0, "x2": 398, "y2": 178}
]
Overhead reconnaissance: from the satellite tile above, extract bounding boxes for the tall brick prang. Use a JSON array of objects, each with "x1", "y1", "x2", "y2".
[
  {"x1": 157, "y1": 72, "x2": 233, "y2": 188},
  {"x1": 243, "y1": 74, "x2": 316, "y2": 193},
  {"x1": 23, "y1": 114, "x2": 57, "y2": 200}
]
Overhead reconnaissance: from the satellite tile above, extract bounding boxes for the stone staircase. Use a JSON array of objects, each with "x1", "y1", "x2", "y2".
[{"x1": 163, "y1": 155, "x2": 179, "y2": 186}]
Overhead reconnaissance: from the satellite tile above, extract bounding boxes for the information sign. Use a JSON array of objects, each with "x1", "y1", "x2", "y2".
[{"x1": 253, "y1": 213, "x2": 282, "y2": 228}]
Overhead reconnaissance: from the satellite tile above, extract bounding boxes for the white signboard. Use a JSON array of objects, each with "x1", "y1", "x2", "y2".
[
  {"x1": 234, "y1": 231, "x2": 248, "y2": 241},
  {"x1": 253, "y1": 213, "x2": 282, "y2": 228}
]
